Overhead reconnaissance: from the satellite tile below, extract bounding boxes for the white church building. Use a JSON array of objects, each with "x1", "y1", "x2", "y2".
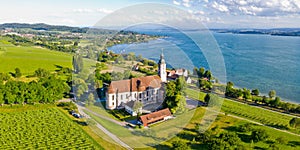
[{"x1": 106, "y1": 52, "x2": 167, "y2": 110}]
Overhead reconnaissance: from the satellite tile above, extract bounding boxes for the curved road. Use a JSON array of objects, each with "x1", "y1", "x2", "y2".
[{"x1": 76, "y1": 103, "x2": 133, "y2": 150}]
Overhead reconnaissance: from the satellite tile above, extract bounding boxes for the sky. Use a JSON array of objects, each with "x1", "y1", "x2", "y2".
[{"x1": 1, "y1": 0, "x2": 300, "y2": 28}]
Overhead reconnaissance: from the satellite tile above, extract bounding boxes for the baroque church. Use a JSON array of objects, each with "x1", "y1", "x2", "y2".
[{"x1": 106, "y1": 52, "x2": 167, "y2": 110}]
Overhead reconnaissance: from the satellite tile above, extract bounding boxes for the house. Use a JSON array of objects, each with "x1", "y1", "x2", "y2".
[
  {"x1": 139, "y1": 108, "x2": 172, "y2": 126},
  {"x1": 167, "y1": 68, "x2": 189, "y2": 82},
  {"x1": 124, "y1": 100, "x2": 142, "y2": 116},
  {"x1": 106, "y1": 52, "x2": 167, "y2": 110}
]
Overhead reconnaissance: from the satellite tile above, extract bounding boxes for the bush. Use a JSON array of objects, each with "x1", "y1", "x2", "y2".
[
  {"x1": 251, "y1": 129, "x2": 269, "y2": 142},
  {"x1": 238, "y1": 123, "x2": 252, "y2": 132}
]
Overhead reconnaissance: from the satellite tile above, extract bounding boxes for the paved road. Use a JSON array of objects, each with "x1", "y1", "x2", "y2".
[{"x1": 76, "y1": 103, "x2": 132, "y2": 150}]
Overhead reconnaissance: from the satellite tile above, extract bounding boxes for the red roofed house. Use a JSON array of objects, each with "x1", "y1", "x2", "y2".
[{"x1": 139, "y1": 108, "x2": 172, "y2": 126}]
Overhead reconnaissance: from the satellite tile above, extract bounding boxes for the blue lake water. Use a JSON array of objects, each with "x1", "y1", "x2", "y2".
[{"x1": 108, "y1": 30, "x2": 300, "y2": 103}]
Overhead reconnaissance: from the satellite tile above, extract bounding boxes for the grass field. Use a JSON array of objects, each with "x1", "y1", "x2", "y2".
[
  {"x1": 0, "y1": 105, "x2": 102, "y2": 149},
  {"x1": 186, "y1": 88, "x2": 300, "y2": 134},
  {"x1": 0, "y1": 37, "x2": 96, "y2": 75}
]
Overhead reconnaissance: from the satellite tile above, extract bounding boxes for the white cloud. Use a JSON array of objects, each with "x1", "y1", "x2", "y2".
[
  {"x1": 173, "y1": 0, "x2": 181, "y2": 6},
  {"x1": 72, "y1": 8, "x2": 113, "y2": 14},
  {"x1": 182, "y1": 0, "x2": 191, "y2": 7},
  {"x1": 72, "y1": 9, "x2": 93, "y2": 13},
  {"x1": 212, "y1": 1, "x2": 229, "y2": 12},
  {"x1": 175, "y1": 0, "x2": 300, "y2": 16},
  {"x1": 96, "y1": 8, "x2": 113, "y2": 14}
]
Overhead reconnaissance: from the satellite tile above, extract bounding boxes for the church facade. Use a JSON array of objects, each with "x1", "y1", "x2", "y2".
[{"x1": 106, "y1": 53, "x2": 166, "y2": 110}]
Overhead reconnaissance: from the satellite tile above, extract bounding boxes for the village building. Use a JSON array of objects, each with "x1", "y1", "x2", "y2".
[{"x1": 138, "y1": 108, "x2": 172, "y2": 126}]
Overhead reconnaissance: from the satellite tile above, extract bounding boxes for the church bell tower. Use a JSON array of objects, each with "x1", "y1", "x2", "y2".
[{"x1": 158, "y1": 50, "x2": 167, "y2": 82}]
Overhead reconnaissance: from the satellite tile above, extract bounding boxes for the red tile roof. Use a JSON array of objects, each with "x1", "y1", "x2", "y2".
[
  {"x1": 139, "y1": 108, "x2": 172, "y2": 126},
  {"x1": 108, "y1": 75, "x2": 162, "y2": 94}
]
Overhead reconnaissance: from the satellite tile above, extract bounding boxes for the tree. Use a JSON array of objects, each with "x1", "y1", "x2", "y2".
[
  {"x1": 268, "y1": 90, "x2": 276, "y2": 99},
  {"x1": 204, "y1": 93, "x2": 210, "y2": 104},
  {"x1": 0, "y1": 91, "x2": 4, "y2": 106},
  {"x1": 242, "y1": 88, "x2": 252, "y2": 100},
  {"x1": 87, "y1": 93, "x2": 95, "y2": 105},
  {"x1": 115, "y1": 55, "x2": 124, "y2": 64},
  {"x1": 199, "y1": 67, "x2": 205, "y2": 78},
  {"x1": 164, "y1": 79, "x2": 186, "y2": 114},
  {"x1": 197, "y1": 131, "x2": 212, "y2": 143},
  {"x1": 172, "y1": 140, "x2": 190, "y2": 150},
  {"x1": 251, "y1": 89, "x2": 260, "y2": 96},
  {"x1": 218, "y1": 132, "x2": 241, "y2": 147},
  {"x1": 270, "y1": 97, "x2": 281, "y2": 107},
  {"x1": 289, "y1": 117, "x2": 300, "y2": 128},
  {"x1": 123, "y1": 70, "x2": 131, "y2": 79},
  {"x1": 250, "y1": 129, "x2": 269, "y2": 142},
  {"x1": 127, "y1": 52, "x2": 136, "y2": 61},
  {"x1": 133, "y1": 101, "x2": 143, "y2": 118},
  {"x1": 262, "y1": 96, "x2": 269, "y2": 104},
  {"x1": 0, "y1": 73, "x2": 11, "y2": 81},
  {"x1": 72, "y1": 54, "x2": 84, "y2": 73},
  {"x1": 238, "y1": 123, "x2": 252, "y2": 132},
  {"x1": 225, "y1": 81, "x2": 235, "y2": 97},
  {"x1": 204, "y1": 70, "x2": 212, "y2": 79},
  {"x1": 34, "y1": 68, "x2": 50, "y2": 78},
  {"x1": 14, "y1": 68, "x2": 22, "y2": 78},
  {"x1": 193, "y1": 67, "x2": 198, "y2": 76}
]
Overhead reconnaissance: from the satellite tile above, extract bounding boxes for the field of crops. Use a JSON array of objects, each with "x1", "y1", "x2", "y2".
[
  {"x1": 0, "y1": 107, "x2": 102, "y2": 149},
  {"x1": 221, "y1": 100, "x2": 293, "y2": 129}
]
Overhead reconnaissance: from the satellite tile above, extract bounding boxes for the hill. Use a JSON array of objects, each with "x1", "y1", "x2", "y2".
[{"x1": 0, "y1": 37, "x2": 73, "y2": 74}]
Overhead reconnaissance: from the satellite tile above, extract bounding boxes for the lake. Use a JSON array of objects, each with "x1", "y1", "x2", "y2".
[{"x1": 108, "y1": 29, "x2": 300, "y2": 103}]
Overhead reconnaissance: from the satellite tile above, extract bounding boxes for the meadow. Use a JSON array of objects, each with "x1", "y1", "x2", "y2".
[
  {"x1": 0, "y1": 105, "x2": 102, "y2": 149},
  {"x1": 0, "y1": 37, "x2": 96, "y2": 75}
]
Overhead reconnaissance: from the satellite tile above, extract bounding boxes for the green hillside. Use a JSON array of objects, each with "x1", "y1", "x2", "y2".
[
  {"x1": 0, "y1": 37, "x2": 96, "y2": 75},
  {"x1": 0, "y1": 37, "x2": 72, "y2": 74}
]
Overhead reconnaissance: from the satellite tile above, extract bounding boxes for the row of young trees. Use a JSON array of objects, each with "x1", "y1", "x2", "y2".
[{"x1": 225, "y1": 81, "x2": 300, "y2": 114}]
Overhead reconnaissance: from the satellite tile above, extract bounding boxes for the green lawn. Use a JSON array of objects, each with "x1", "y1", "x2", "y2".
[
  {"x1": 0, "y1": 105, "x2": 102, "y2": 149},
  {"x1": 0, "y1": 38, "x2": 96, "y2": 75}
]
